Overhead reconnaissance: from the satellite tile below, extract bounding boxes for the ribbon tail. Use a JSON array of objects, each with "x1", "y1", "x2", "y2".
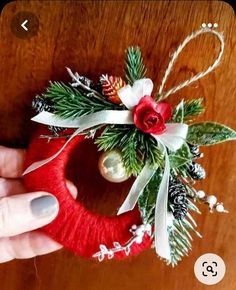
[
  {"x1": 22, "y1": 128, "x2": 82, "y2": 175},
  {"x1": 31, "y1": 110, "x2": 134, "y2": 128},
  {"x1": 117, "y1": 164, "x2": 156, "y2": 215},
  {"x1": 154, "y1": 143, "x2": 171, "y2": 260}
]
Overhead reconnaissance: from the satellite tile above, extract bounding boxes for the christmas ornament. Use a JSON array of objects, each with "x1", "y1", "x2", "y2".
[
  {"x1": 98, "y1": 150, "x2": 129, "y2": 183},
  {"x1": 23, "y1": 27, "x2": 236, "y2": 266}
]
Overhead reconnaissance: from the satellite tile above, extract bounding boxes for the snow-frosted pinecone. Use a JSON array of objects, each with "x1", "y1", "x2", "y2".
[
  {"x1": 32, "y1": 96, "x2": 64, "y2": 136},
  {"x1": 187, "y1": 162, "x2": 206, "y2": 180},
  {"x1": 32, "y1": 96, "x2": 51, "y2": 113},
  {"x1": 172, "y1": 204, "x2": 188, "y2": 220},
  {"x1": 168, "y1": 178, "x2": 188, "y2": 220},
  {"x1": 188, "y1": 143, "x2": 201, "y2": 158}
]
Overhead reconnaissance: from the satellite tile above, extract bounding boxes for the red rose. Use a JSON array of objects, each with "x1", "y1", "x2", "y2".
[{"x1": 133, "y1": 96, "x2": 172, "y2": 134}]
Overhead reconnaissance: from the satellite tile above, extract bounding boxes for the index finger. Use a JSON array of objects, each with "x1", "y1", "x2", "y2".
[{"x1": 0, "y1": 146, "x2": 26, "y2": 178}]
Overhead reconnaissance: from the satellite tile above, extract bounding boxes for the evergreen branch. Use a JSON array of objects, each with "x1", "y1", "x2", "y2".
[
  {"x1": 137, "y1": 132, "x2": 164, "y2": 168},
  {"x1": 138, "y1": 168, "x2": 201, "y2": 266},
  {"x1": 96, "y1": 126, "x2": 164, "y2": 176},
  {"x1": 138, "y1": 168, "x2": 163, "y2": 224},
  {"x1": 183, "y1": 98, "x2": 205, "y2": 120},
  {"x1": 121, "y1": 128, "x2": 144, "y2": 176},
  {"x1": 175, "y1": 162, "x2": 195, "y2": 181},
  {"x1": 96, "y1": 126, "x2": 144, "y2": 176},
  {"x1": 42, "y1": 82, "x2": 120, "y2": 119},
  {"x1": 95, "y1": 125, "x2": 132, "y2": 151},
  {"x1": 124, "y1": 47, "x2": 147, "y2": 85},
  {"x1": 167, "y1": 203, "x2": 201, "y2": 267},
  {"x1": 172, "y1": 98, "x2": 205, "y2": 123}
]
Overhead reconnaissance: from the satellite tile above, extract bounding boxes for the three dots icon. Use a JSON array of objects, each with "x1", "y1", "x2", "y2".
[{"x1": 202, "y1": 23, "x2": 218, "y2": 28}]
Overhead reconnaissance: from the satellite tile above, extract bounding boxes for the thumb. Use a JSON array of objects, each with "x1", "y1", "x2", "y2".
[
  {"x1": 0, "y1": 180, "x2": 77, "y2": 238},
  {"x1": 0, "y1": 192, "x2": 59, "y2": 238}
]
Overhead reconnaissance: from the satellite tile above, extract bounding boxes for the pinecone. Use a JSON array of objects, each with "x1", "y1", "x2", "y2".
[
  {"x1": 168, "y1": 178, "x2": 188, "y2": 220},
  {"x1": 100, "y1": 74, "x2": 126, "y2": 104},
  {"x1": 32, "y1": 96, "x2": 65, "y2": 136},
  {"x1": 32, "y1": 96, "x2": 51, "y2": 113},
  {"x1": 188, "y1": 143, "x2": 201, "y2": 158},
  {"x1": 172, "y1": 204, "x2": 188, "y2": 220},
  {"x1": 187, "y1": 162, "x2": 206, "y2": 180}
]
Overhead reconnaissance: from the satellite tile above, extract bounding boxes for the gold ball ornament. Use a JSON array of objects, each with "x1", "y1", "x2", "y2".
[{"x1": 98, "y1": 150, "x2": 129, "y2": 183}]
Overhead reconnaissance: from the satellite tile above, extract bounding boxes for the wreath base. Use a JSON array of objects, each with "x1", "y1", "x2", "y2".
[{"x1": 23, "y1": 128, "x2": 152, "y2": 259}]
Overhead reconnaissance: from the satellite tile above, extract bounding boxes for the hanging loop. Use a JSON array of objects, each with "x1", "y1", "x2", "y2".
[{"x1": 158, "y1": 27, "x2": 224, "y2": 99}]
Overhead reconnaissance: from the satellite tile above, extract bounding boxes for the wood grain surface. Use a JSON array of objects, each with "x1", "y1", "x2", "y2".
[{"x1": 0, "y1": 1, "x2": 235, "y2": 290}]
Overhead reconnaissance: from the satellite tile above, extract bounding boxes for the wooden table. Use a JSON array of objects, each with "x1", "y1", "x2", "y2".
[{"x1": 0, "y1": 1, "x2": 235, "y2": 290}]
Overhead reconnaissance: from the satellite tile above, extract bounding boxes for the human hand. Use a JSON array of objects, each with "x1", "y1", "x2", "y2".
[{"x1": 0, "y1": 146, "x2": 77, "y2": 263}]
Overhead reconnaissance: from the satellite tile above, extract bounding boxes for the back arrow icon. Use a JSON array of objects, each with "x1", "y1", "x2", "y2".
[{"x1": 21, "y1": 20, "x2": 28, "y2": 31}]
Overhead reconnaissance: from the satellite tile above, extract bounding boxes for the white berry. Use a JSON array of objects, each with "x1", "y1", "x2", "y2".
[
  {"x1": 144, "y1": 224, "x2": 152, "y2": 232},
  {"x1": 216, "y1": 204, "x2": 224, "y2": 212},
  {"x1": 139, "y1": 224, "x2": 145, "y2": 231},
  {"x1": 197, "y1": 190, "x2": 205, "y2": 199},
  {"x1": 206, "y1": 195, "x2": 217, "y2": 205},
  {"x1": 136, "y1": 236, "x2": 143, "y2": 244},
  {"x1": 135, "y1": 227, "x2": 144, "y2": 236}
]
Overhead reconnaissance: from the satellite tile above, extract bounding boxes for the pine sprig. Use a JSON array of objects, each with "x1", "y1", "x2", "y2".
[
  {"x1": 174, "y1": 162, "x2": 195, "y2": 181},
  {"x1": 167, "y1": 202, "x2": 201, "y2": 266},
  {"x1": 42, "y1": 82, "x2": 120, "y2": 119},
  {"x1": 96, "y1": 126, "x2": 143, "y2": 176},
  {"x1": 172, "y1": 98, "x2": 205, "y2": 123},
  {"x1": 96, "y1": 125, "x2": 164, "y2": 176},
  {"x1": 183, "y1": 98, "x2": 205, "y2": 120},
  {"x1": 121, "y1": 128, "x2": 143, "y2": 176},
  {"x1": 137, "y1": 131, "x2": 164, "y2": 168},
  {"x1": 95, "y1": 125, "x2": 131, "y2": 151},
  {"x1": 138, "y1": 169, "x2": 201, "y2": 266},
  {"x1": 138, "y1": 168, "x2": 163, "y2": 224},
  {"x1": 125, "y1": 47, "x2": 147, "y2": 85}
]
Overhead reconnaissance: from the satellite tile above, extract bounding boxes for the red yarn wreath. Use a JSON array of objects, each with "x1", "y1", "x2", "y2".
[{"x1": 23, "y1": 129, "x2": 152, "y2": 259}]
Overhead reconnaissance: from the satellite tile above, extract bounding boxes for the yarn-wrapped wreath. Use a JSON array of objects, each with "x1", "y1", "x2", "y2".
[
  {"x1": 24, "y1": 129, "x2": 152, "y2": 259},
  {"x1": 23, "y1": 27, "x2": 236, "y2": 266}
]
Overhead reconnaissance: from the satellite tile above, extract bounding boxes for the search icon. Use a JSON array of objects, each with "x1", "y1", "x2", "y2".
[
  {"x1": 194, "y1": 253, "x2": 226, "y2": 285},
  {"x1": 206, "y1": 265, "x2": 214, "y2": 273}
]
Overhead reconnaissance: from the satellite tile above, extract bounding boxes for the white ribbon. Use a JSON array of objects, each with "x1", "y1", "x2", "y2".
[
  {"x1": 24, "y1": 78, "x2": 188, "y2": 261},
  {"x1": 23, "y1": 110, "x2": 133, "y2": 175},
  {"x1": 117, "y1": 79, "x2": 188, "y2": 260},
  {"x1": 118, "y1": 78, "x2": 154, "y2": 109},
  {"x1": 155, "y1": 142, "x2": 170, "y2": 258},
  {"x1": 31, "y1": 110, "x2": 133, "y2": 128},
  {"x1": 117, "y1": 126, "x2": 188, "y2": 260}
]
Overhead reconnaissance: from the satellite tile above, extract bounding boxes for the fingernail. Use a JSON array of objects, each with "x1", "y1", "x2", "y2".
[{"x1": 30, "y1": 195, "x2": 58, "y2": 218}]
